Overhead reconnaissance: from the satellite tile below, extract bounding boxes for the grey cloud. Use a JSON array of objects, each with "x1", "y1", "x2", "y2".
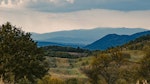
[
  {"x1": 0, "y1": 0, "x2": 22, "y2": 5},
  {"x1": 0, "y1": 0, "x2": 150, "y2": 12},
  {"x1": 1, "y1": 8, "x2": 150, "y2": 33}
]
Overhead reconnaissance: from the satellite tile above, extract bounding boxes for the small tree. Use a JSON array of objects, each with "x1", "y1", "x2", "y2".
[{"x1": 0, "y1": 22, "x2": 49, "y2": 83}]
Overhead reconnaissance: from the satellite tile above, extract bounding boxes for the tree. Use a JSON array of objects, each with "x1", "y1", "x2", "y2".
[
  {"x1": 82, "y1": 51, "x2": 130, "y2": 84},
  {"x1": 0, "y1": 22, "x2": 49, "y2": 83}
]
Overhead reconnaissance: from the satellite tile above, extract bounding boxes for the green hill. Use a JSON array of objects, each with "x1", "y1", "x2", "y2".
[{"x1": 122, "y1": 35, "x2": 150, "y2": 50}]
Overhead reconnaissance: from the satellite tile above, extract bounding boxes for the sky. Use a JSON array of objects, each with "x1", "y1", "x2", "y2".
[{"x1": 0, "y1": 0, "x2": 150, "y2": 33}]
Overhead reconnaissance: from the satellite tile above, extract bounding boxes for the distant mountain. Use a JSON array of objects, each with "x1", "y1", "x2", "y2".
[
  {"x1": 31, "y1": 28, "x2": 147, "y2": 45},
  {"x1": 85, "y1": 31, "x2": 150, "y2": 50},
  {"x1": 36, "y1": 41, "x2": 65, "y2": 47},
  {"x1": 36, "y1": 41, "x2": 85, "y2": 48}
]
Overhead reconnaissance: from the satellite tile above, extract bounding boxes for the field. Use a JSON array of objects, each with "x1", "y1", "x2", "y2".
[
  {"x1": 45, "y1": 49, "x2": 145, "y2": 81},
  {"x1": 46, "y1": 56, "x2": 92, "y2": 79}
]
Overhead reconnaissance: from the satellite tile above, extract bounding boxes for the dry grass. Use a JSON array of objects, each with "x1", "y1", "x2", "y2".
[
  {"x1": 47, "y1": 57, "x2": 91, "y2": 80},
  {"x1": 122, "y1": 50, "x2": 145, "y2": 62}
]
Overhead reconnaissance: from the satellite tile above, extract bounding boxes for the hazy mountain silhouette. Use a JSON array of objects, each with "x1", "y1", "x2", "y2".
[{"x1": 31, "y1": 28, "x2": 147, "y2": 45}]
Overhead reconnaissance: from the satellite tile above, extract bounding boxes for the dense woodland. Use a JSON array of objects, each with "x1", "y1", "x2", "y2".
[
  {"x1": 41, "y1": 46, "x2": 90, "y2": 58},
  {"x1": 0, "y1": 22, "x2": 150, "y2": 84}
]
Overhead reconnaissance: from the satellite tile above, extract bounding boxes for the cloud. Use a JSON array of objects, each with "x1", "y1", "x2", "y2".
[
  {"x1": 0, "y1": 0, "x2": 75, "y2": 8},
  {"x1": 0, "y1": 0, "x2": 150, "y2": 12},
  {"x1": 0, "y1": 0, "x2": 150, "y2": 33},
  {"x1": 49, "y1": 0, "x2": 74, "y2": 4},
  {"x1": 0, "y1": 8, "x2": 150, "y2": 33},
  {"x1": 0, "y1": 0, "x2": 23, "y2": 8}
]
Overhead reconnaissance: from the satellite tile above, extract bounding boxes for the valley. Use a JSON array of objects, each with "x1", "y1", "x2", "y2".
[
  {"x1": 1, "y1": 0, "x2": 150, "y2": 83},
  {"x1": 1, "y1": 23, "x2": 150, "y2": 84}
]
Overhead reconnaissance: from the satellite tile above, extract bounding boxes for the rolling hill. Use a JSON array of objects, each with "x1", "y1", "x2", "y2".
[{"x1": 85, "y1": 31, "x2": 150, "y2": 50}]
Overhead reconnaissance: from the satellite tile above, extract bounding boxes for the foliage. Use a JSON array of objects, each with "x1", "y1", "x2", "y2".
[
  {"x1": 0, "y1": 22, "x2": 49, "y2": 83},
  {"x1": 42, "y1": 46, "x2": 89, "y2": 53},
  {"x1": 45, "y1": 51, "x2": 79, "y2": 59},
  {"x1": 82, "y1": 34, "x2": 150, "y2": 84},
  {"x1": 42, "y1": 46, "x2": 90, "y2": 59},
  {"x1": 82, "y1": 50, "x2": 135, "y2": 84},
  {"x1": 115, "y1": 79, "x2": 128, "y2": 84},
  {"x1": 65, "y1": 78, "x2": 86, "y2": 84},
  {"x1": 128, "y1": 35, "x2": 150, "y2": 44},
  {"x1": 38, "y1": 75, "x2": 65, "y2": 84},
  {"x1": 38, "y1": 75, "x2": 87, "y2": 84},
  {"x1": 139, "y1": 47, "x2": 150, "y2": 82},
  {"x1": 18, "y1": 76, "x2": 32, "y2": 84},
  {"x1": 122, "y1": 35, "x2": 150, "y2": 50}
]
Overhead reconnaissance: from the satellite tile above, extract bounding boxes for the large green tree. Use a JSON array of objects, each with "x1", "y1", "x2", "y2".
[{"x1": 0, "y1": 22, "x2": 49, "y2": 83}]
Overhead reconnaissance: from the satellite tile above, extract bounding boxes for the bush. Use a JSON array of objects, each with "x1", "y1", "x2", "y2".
[
  {"x1": 65, "y1": 78, "x2": 85, "y2": 84},
  {"x1": 38, "y1": 75, "x2": 65, "y2": 84}
]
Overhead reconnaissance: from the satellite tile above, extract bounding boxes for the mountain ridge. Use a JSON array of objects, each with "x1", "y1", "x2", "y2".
[
  {"x1": 85, "y1": 30, "x2": 150, "y2": 50},
  {"x1": 31, "y1": 27, "x2": 147, "y2": 45}
]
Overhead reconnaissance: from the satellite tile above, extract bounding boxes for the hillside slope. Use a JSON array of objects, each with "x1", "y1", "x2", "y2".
[
  {"x1": 85, "y1": 31, "x2": 150, "y2": 50},
  {"x1": 122, "y1": 35, "x2": 150, "y2": 50}
]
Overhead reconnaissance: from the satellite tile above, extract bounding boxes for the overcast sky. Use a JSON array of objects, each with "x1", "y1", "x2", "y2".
[{"x1": 0, "y1": 0, "x2": 150, "y2": 33}]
